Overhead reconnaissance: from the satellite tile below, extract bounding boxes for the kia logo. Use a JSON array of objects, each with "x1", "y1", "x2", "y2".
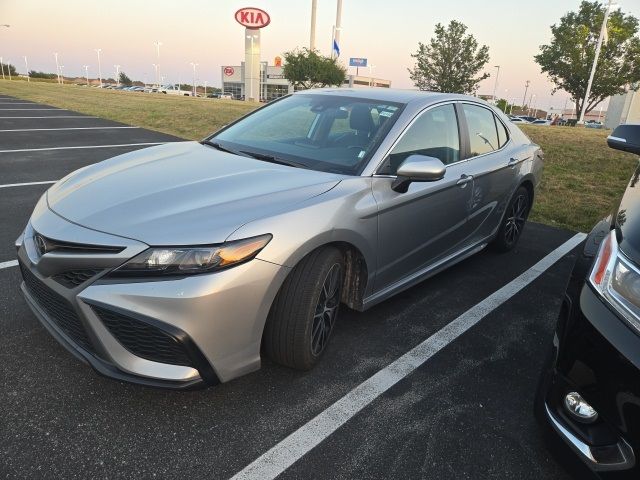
[
  {"x1": 34, "y1": 234, "x2": 48, "y2": 256},
  {"x1": 235, "y1": 7, "x2": 270, "y2": 29}
]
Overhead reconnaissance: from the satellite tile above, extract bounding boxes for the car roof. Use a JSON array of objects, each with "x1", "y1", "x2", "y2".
[{"x1": 293, "y1": 88, "x2": 486, "y2": 108}]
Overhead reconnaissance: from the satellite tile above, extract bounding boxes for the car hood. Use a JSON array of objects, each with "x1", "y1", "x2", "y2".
[
  {"x1": 47, "y1": 141, "x2": 343, "y2": 245},
  {"x1": 614, "y1": 164, "x2": 640, "y2": 264}
]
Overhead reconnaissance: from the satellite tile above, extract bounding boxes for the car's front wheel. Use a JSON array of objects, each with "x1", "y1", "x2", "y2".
[
  {"x1": 492, "y1": 185, "x2": 531, "y2": 252},
  {"x1": 263, "y1": 247, "x2": 344, "y2": 370}
]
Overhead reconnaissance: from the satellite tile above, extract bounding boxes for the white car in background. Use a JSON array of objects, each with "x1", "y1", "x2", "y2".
[
  {"x1": 159, "y1": 84, "x2": 192, "y2": 96},
  {"x1": 510, "y1": 117, "x2": 529, "y2": 124},
  {"x1": 530, "y1": 119, "x2": 551, "y2": 126}
]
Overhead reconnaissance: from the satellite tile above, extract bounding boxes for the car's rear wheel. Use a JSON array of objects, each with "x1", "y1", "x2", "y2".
[
  {"x1": 263, "y1": 247, "x2": 344, "y2": 370},
  {"x1": 492, "y1": 186, "x2": 531, "y2": 252}
]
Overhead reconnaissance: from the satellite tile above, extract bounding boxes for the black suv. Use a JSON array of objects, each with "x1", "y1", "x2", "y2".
[{"x1": 536, "y1": 124, "x2": 640, "y2": 478}]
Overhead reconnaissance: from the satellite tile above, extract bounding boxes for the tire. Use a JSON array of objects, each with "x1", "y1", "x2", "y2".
[
  {"x1": 491, "y1": 186, "x2": 531, "y2": 252},
  {"x1": 263, "y1": 247, "x2": 344, "y2": 370}
]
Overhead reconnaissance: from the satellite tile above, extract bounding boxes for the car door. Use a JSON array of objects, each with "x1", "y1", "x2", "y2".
[
  {"x1": 458, "y1": 103, "x2": 521, "y2": 244},
  {"x1": 371, "y1": 103, "x2": 473, "y2": 293}
]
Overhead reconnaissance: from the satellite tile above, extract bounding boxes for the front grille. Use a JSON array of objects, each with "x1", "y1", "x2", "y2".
[
  {"x1": 20, "y1": 263, "x2": 95, "y2": 354},
  {"x1": 32, "y1": 231, "x2": 124, "y2": 255},
  {"x1": 92, "y1": 306, "x2": 194, "y2": 367},
  {"x1": 53, "y1": 269, "x2": 103, "y2": 288}
]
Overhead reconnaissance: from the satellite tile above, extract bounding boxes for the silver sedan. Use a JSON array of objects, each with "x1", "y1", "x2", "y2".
[{"x1": 16, "y1": 89, "x2": 543, "y2": 388}]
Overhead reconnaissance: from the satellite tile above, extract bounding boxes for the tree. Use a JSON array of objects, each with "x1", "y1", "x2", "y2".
[
  {"x1": 1, "y1": 63, "x2": 17, "y2": 77},
  {"x1": 496, "y1": 98, "x2": 511, "y2": 113},
  {"x1": 282, "y1": 48, "x2": 346, "y2": 90},
  {"x1": 118, "y1": 71, "x2": 132, "y2": 86},
  {"x1": 408, "y1": 20, "x2": 490, "y2": 94},
  {"x1": 29, "y1": 70, "x2": 57, "y2": 79},
  {"x1": 535, "y1": 1, "x2": 640, "y2": 116}
]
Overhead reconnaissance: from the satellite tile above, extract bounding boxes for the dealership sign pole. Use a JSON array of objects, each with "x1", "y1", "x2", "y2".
[{"x1": 235, "y1": 7, "x2": 270, "y2": 102}]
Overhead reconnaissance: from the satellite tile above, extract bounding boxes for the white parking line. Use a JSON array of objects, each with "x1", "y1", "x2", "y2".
[
  {"x1": 0, "y1": 142, "x2": 181, "y2": 153},
  {"x1": 0, "y1": 260, "x2": 18, "y2": 270},
  {"x1": 0, "y1": 180, "x2": 57, "y2": 189},
  {"x1": 0, "y1": 127, "x2": 139, "y2": 132},
  {"x1": 231, "y1": 232, "x2": 587, "y2": 480},
  {"x1": 0, "y1": 108, "x2": 66, "y2": 111},
  {"x1": 0, "y1": 102, "x2": 37, "y2": 104},
  {"x1": 0, "y1": 116, "x2": 97, "y2": 119}
]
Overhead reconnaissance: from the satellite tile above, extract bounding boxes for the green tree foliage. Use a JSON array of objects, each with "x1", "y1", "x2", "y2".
[
  {"x1": 535, "y1": 1, "x2": 640, "y2": 115},
  {"x1": 1, "y1": 63, "x2": 17, "y2": 76},
  {"x1": 408, "y1": 20, "x2": 490, "y2": 94},
  {"x1": 28, "y1": 70, "x2": 57, "y2": 79},
  {"x1": 118, "y1": 71, "x2": 133, "y2": 86},
  {"x1": 282, "y1": 48, "x2": 346, "y2": 90},
  {"x1": 496, "y1": 98, "x2": 510, "y2": 113}
]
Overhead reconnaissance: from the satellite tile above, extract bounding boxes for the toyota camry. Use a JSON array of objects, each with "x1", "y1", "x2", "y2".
[{"x1": 16, "y1": 89, "x2": 543, "y2": 388}]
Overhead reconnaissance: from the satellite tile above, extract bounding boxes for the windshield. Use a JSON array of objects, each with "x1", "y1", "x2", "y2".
[{"x1": 207, "y1": 94, "x2": 405, "y2": 175}]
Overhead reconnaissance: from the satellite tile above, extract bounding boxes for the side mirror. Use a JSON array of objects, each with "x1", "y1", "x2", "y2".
[
  {"x1": 608, "y1": 124, "x2": 640, "y2": 155},
  {"x1": 391, "y1": 154, "x2": 446, "y2": 193}
]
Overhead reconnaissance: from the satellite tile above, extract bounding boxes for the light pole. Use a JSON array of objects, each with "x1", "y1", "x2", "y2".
[
  {"x1": 529, "y1": 94, "x2": 536, "y2": 116},
  {"x1": 59, "y1": 65, "x2": 64, "y2": 84},
  {"x1": 23, "y1": 56, "x2": 29, "y2": 82},
  {"x1": 491, "y1": 65, "x2": 500, "y2": 104},
  {"x1": 0, "y1": 56, "x2": 5, "y2": 80},
  {"x1": 152, "y1": 64, "x2": 158, "y2": 89},
  {"x1": 368, "y1": 64, "x2": 376, "y2": 86},
  {"x1": 94, "y1": 49, "x2": 102, "y2": 87},
  {"x1": 83, "y1": 65, "x2": 89, "y2": 86},
  {"x1": 204, "y1": 80, "x2": 208, "y2": 97},
  {"x1": 54, "y1": 52, "x2": 61, "y2": 84},
  {"x1": 522, "y1": 80, "x2": 530, "y2": 108},
  {"x1": 114, "y1": 64, "x2": 121, "y2": 86},
  {"x1": 502, "y1": 89, "x2": 509, "y2": 112},
  {"x1": 579, "y1": 0, "x2": 616, "y2": 123},
  {"x1": 331, "y1": 26, "x2": 343, "y2": 59},
  {"x1": 6, "y1": 59, "x2": 11, "y2": 80},
  {"x1": 154, "y1": 41, "x2": 162, "y2": 88},
  {"x1": 190, "y1": 62, "x2": 198, "y2": 96}
]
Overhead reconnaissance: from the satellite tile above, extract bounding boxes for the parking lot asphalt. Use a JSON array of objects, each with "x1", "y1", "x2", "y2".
[{"x1": 0, "y1": 95, "x2": 578, "y2": 479}]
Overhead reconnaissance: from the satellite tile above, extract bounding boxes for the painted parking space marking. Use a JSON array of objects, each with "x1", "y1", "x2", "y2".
[
  {"x1": 0, "y1": 127, "x2": 140, "y2": 132},
  {"x1": 0, "y1": 180, "x2": 57, "y2": 189},
  {"x1": 0, "y1": 260, "x2": 18, "y2": 270},
  {"x1": 0, "y1": 141, "x2": 182, "y2": 153},
  {"x1": 231, "y1": 232, "x2": 587, "y2": 480},
  {"x1": 0, "y1": 108, "x2": 66, "y2": 111}
]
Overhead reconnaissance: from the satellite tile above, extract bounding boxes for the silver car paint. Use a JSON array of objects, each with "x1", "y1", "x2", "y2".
[{"x1": 17, "y1": 89, "x2": 542, "y2": 386}]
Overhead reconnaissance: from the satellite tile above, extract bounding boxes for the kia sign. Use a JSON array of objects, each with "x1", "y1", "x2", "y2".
[
  {"x1": 223, "y1": 66, "x2": 235, "y2": 76},
  {"x1": 235, "y1": 7, "x2": 270, "y2": 28},
  {"x1": 349, "y1": 58, "x2": 368, "y2": 67}
]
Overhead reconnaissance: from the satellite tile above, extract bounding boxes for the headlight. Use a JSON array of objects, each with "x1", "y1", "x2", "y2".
[
  {"x1": 109, "y1": 234, "x2": 272, "y2": 277},
  {"x1": 589, "y1": 230, "x2": 640, "y2": 333}
]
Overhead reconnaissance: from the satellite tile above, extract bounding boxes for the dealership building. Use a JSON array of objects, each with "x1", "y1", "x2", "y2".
[{"x1": 221, "y1": 63, "x2": 391, "y2": 101}]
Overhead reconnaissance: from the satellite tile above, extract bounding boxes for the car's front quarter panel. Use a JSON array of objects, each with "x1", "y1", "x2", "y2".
[{"x1": 228, "y1": 177, "x2": 379, "y2": 304}]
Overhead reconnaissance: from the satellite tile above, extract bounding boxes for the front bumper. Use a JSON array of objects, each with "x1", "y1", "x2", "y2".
[
  {"x1": 541, "y1": 283, "x2": 640, "y2": 476},
  {"x1": 17, "y1": 206, "x2": 289, "y2": 388}
]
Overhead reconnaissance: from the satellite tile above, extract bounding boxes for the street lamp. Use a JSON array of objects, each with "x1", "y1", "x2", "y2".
[
  {"x1": 331, "y1": 26, "x2": 342, "y2": 59},
  {"x1": 59, "y1": 65, "x2": 64, "y2": 84},
  {"x1": 83, "y1": 65, "x2": 90, "y2": 86},
  {"x1": 94, "y1": 48, "x2": 102, "y2": 87},
  {"x1": 154, "y1": 41, "x2": 162, "y2": 88},
  {"x1": 114, "y1": 64, "x2": 121, "y2": 86},
  {"x1": 6, "y1": 59, "x2": 11, "y2": 80},
  {"x1": 367, "y1": 64, "x2": 377, "y2": 86},
  {"x1": 54, "y1": 52, "x2": 61, "y2": 84},
  {"x1": 579, "y1": 0, "x2": 618, "y2": 123},
  {"x1": 522, "y1": 80, "x2": 530, "y2": 108},
  {"x1": 190, "y1": 62, "x2": 198, "y2": 96},
  {"x1": 491, "y1": 65, "x2": 500, "y2": 104},
  {"x1": 152, "y1": 64, "x2": 158, "y2": 89},
  {"x1": 0, "y1": 57, "x2": 5, "y2": 80},
  {"x1": 23, "y1": 56, "x2": 29, "y2": 82}
]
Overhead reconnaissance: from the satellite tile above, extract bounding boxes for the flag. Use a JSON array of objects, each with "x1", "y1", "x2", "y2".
[{"x1": 333, "y1": 39, "x2": 340, "y2": 57}]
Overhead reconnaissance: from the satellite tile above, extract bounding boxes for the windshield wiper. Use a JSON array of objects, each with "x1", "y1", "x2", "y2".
[
  {"x1": 238, "y1": 150, "x2": 308, "y2": 169},
  {"x1": 203, "y1": 140, "x2": 238, "y2": 155}
]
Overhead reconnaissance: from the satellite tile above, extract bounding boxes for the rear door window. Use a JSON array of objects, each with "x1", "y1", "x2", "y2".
[{"x1": 462, "y1": 104, "x2": 499, "y2": 156}]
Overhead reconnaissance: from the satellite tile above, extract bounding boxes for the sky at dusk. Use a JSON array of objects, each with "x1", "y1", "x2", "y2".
[{"x1": 2, "y1": 0, "x2": 640, "y2": 111}]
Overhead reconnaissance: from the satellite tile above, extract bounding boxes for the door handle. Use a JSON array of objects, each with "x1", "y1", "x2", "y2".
[
  {"x1": 508, "y1": 157, "x2": 519, "y2": 167},
  {"x1": 456, "y1": 174, "x2": 472, "y2": 187}
]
